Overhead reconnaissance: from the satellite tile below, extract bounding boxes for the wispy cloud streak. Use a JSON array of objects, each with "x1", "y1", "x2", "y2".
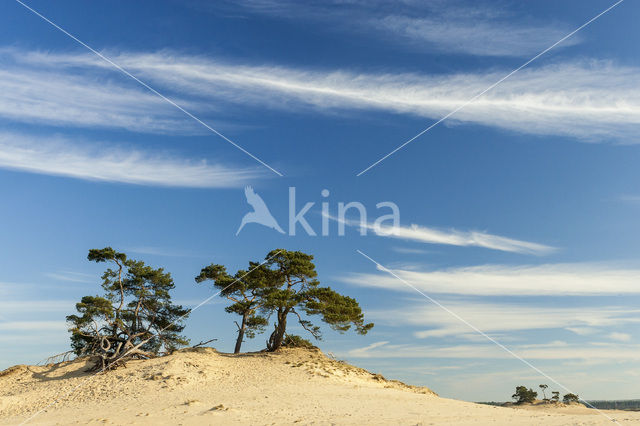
[
  {"x1": 368, "y1": 301, "x2": 640, "y2": 339},
  {"x1": 347, "y1": 340, "x2": 640, "y2": 361},
  {"x1": 372, "y1": 222, "x2": 554, "y2": 255},
  {"x1": 5, "y1": 49, "x2": 640, "y2": 141},
  {"x1": 330, "y1": 214, "x2": 554, "y2": 255},
  {"x1": 224, "y1": 0, "x2": 582, "y2": 57},
  {"x1": 0, "y1": 55, "x2": 196, "y2": 133},
  {"x1": 0, "y1": 132, "x2": 262, "y2": 188},
  {"x1": 342, "y1": 262, "x2": 640, "y2": 296},
  {"x1": 376, "y1": 14, "x2": 582, "y2": 57}
]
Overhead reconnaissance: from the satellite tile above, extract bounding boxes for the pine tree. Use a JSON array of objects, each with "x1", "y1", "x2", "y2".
[
  {"x1": 260, "y1": 249, "x2": 374, "y2": 351},
  {"x1": 563, "y1": 393, "x2": 580, "y2": 404},
  {"x1": 512, "y1": 386, "x2": 538, "y2": 404},
  {"x1": 195, "y1": 262, "x2": 273, "y2": 353},
  {"x1": 67, "y1": 247, "x2": 189, "y2": 371},
  {"x1": 539, "y1": 384, "x2": 549, "y2": 401}
]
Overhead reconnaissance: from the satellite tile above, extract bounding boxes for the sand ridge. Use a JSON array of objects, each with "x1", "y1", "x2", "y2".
[{"x1": 1, "y1": 347, "x2": 638, "y2": 425}]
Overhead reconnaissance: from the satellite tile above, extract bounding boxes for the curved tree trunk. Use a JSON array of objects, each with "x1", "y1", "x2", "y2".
[
  {"x1": 234, "y1": 314, "x2": 247, "y2": 354},
  {"x1": 266, "y1": 309, "x2": 288, "y2": 351}
]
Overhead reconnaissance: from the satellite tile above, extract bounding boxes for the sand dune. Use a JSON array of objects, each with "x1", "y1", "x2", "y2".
[{"x1": 1, "y1": 347, "x2": 637, "y2": 425}]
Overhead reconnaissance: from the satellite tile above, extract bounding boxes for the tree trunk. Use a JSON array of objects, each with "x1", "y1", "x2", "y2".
[
  {"x1": 234, "y1": 314, "x2": 247, "y2": 354},
  {"x1": 266, "y1": 309, "x2": 288, "y2": 351}
]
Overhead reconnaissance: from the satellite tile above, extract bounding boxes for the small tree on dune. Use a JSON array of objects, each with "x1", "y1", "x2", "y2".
[
  {"x1": 539, "y1": 384, "x2": 549, "y2": 401},
  {"x1": 551, "y1": 391, "x2": 560, "y2": 402},
  {"x1": 563, "y1": 393, "x2": 580, "y2": 404},
  {"x1": 512, "y1": 386, "x2": 538, "y2": 404},
  {"x1": 195, "y1": 262, "x2": 273, "y2": 353},
  {"x1": 259, "y1": 249, "x2": 374, "y2": 351},
  {"x1": 67, "y1": 247, "x2": 189, "y2": 371}
]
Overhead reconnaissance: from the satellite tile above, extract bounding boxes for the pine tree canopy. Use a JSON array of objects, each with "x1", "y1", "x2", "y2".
[{"x1": 67, "y1": 247, "x2": 189, "y2": 370}]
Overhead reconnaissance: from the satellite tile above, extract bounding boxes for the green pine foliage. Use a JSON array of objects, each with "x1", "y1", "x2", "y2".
[
  {"x1": 197, "y1": 249, "x2": 373, "y2": 353},
  {"x1": 261, "y1": 249, "x2": 374, "y2": 351},
  {"x1": 512, "y1": 386, "x2": 538, "y2": 404},
  {"x1": 67, "y1": 247, "x2": 372, "y2": 366},
  {"x1": 195, "y1": 261, "x2": 274, "y2": 353},
  {"x1": 563, "y1": 393, "x2": 580, "y2": 403},
  {"x1": 510, "y1": 386, "x2": 580, "y2": 406},
  {"x1": 67, "y1": 247, "x2": 189, "y2": 371}
]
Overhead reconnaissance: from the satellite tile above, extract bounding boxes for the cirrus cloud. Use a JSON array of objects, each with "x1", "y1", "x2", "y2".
[
  {"x1": 9, "y1": 49, "x2": 640, "y2": 142},
  {"x1": 342, "y1": 262, "x2": 640, "y2": 296},
  {"x1": 0, "y1": 132, "x2": 263, "y2": 188}
]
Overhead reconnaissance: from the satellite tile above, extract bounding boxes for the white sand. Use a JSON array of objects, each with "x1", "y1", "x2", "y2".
[{"x1": 1, "y1": 347, "x2": 637, "y2": 425}]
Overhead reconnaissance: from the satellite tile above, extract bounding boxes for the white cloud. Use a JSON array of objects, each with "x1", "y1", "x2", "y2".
[
  {"x1": 0, "y1": 320, "x2": 69, "y2": 349},
  {"x1": 0, "y1": 321, "x2": 67, "y2": 331},
  {"x1": 347, "y1": 340, "x2": 640, "y2": 361},
  {"x1": 227, "y1": 1, "x2": 581, "y2": 57},
  {"x1": 0, "y1": 55, "x2": 196, "y2": 134},
  {"x1": 367, "y1": 301, "x2": 640, "y2": 339},
  {"x1": 357, "y1": 341, "x2": 390, "y2": 352},
  {"x1": 376, "y1": 14, "x2": 580, "y2": 57},
  {"x1": 566, "y1": 327, "x2": 598, "y2": 336},
  {"x1": 7, "y1": 49, "x2": 640, "y2": 142},
  {"x1": 45, "y1": 271, "x2": 94, "y2": 284},
  {"x1": 342, "y1": 262, "x2": 640, "y2": 296},
  {"x1": 391, "y1": 247, "x2": 433, "y2": 255},
  {"x1": 608, "y1": 332, "x2": 632, "y2": 342},
  {"x1": 0, "y1": 132, "x2": 262, "y2": 188},
  {"x1": 0, "y1": 300, "x2": 76, "y2": 314},
  {"x1": 620, "y1": 194, "x2": 640, "y2": 203},
  {"x1": 125, "y1": 246, "x2": 212, "y2": 258},
  {"x1": 344, "y1": 217, "x2": 555, "y2": 255}
]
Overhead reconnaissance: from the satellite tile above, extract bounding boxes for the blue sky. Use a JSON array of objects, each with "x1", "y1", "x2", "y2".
[{"x1": 1, "y1": 0, "x2": 640, "y2": 402}]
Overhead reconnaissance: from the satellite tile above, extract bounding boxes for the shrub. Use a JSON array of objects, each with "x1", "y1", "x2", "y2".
[{"x1": 282, "y1": 334, "x2": 315, "y2": 349}]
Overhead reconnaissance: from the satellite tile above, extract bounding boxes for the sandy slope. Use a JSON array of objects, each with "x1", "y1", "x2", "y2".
[{"x1": 1, "y1": 347, "x2": 637, "y2": 425}]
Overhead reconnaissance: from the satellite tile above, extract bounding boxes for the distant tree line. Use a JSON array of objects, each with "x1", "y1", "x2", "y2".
[
  {"x1": 584, "y1": 400, "x2": 640, "y2": 411},
  {"x1": 67, "y1": 247, "x2": 373, "y2": 371}
]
